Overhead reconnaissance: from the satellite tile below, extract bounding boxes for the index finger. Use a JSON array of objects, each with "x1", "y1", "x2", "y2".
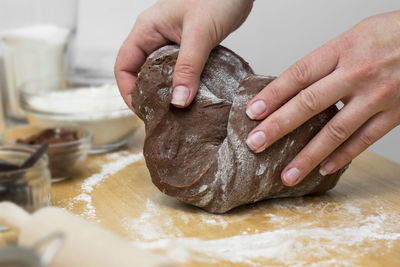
[
  {"x1": 114, "y1": 23, "x2": 168, "y2": 110},
  {"x1": 246, "y1": 40, "x2": 341, "y2": 120},
  {"x1": 115, "y1": 43, "x2": 147, "y2": 110}
]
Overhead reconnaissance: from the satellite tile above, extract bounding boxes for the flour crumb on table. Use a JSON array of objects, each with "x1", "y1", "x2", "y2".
[
  {"x1": 124, "y1": 196, "x2": 400, "y2": 266},
  {"x1": 68, "y1": 151, "x2": 143, "y2": 220}
]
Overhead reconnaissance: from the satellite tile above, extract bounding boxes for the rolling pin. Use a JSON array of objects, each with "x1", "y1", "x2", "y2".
[{"x1": 0, "y1": 202, "x2": 174, "y2": 267}]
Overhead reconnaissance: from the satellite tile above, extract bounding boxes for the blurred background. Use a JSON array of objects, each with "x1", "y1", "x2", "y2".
[{"x1": 0, "y1": 0, "x2": 399, "y2": 163}]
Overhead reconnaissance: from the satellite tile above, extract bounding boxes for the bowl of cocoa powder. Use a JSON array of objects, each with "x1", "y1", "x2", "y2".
[{"x1": 1, "y1": 125, "x2": 92, "y2": 182}]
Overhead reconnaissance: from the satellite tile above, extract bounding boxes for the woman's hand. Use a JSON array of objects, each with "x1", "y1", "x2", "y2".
[
  {"x1": 245, "y1": 11, "x2": 400, "y2": 186},
  {"x1": 115, "y1": 0, "x2": 253, "y2": 110}
]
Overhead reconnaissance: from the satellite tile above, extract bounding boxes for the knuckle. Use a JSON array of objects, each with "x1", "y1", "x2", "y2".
[
  {"x1": 174, "y1": 62, "x2": 197, "y2": 79},
  {"x1": 207, "y1": 18, "x2": 222, "y2": 45},
  {"x1": 299, "y1": 151, "x2": 317, "y2": 168},
  {"x1": 297, "y1": 89, "x2": 320, "y2": 114},
  {"x1": 377, "y1": 81, "x2": 397, "y2": 100},
  {"x1": 336, "y1": 149, "x2": 354, "y2": 165},
  {"x1": 351, "y1": 62, "x2": 380, "y2": 81},
  {"x1": 290, "y1": 60, "x2": 312, "y2": 86},
  {"x1": 362, "y1": 99, "x2": 378, "y2": 114},
  {"x1": 359, "y1": 133, "x2": 375, "y2": 147},
  {"x1": 268, "y1": 84, "x2": 282, "y2": 101},
  {"x1": 268, "y1": 118, "x2": 283, "y2": 137},
  {"x1": 335, "y1": 33, "x2": 355, "y2": 53},
  {"x1": 362, "y1": 63, "x2": 380, "y2": 79},
  {"x1": 325, "y1": 122, "x2": 349, "y2": 143}
]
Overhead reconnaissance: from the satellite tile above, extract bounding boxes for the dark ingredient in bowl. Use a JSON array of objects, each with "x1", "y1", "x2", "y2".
[
  {"x1": 16, "y1": 128, "x2": 82, "y2": 180},
  {"x1": 16, "y1": 128, "x2": 78, "y2": 145}
]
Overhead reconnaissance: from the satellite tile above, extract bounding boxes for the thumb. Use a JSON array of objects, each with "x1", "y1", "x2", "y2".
[{"x1": 171, "y1": 26, "x2": 214, "y2": 107}]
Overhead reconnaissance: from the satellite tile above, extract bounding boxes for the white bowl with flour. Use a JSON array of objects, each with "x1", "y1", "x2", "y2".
[{"x1": 20, "y1": 83, "x2": 141, "y2": 154}]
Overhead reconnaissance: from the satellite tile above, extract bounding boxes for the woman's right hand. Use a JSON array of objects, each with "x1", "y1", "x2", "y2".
[{"x1": 115, "y1": 0, "x2": 254, "y2": 110}]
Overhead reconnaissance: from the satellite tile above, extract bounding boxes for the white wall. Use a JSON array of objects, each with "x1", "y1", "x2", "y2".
[{"x1": 76, "y1": 0, "x2": 399, "y2": 163}]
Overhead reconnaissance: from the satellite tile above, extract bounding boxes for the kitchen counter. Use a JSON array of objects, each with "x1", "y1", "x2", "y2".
[{"x1": 2, "y1": 126, "x2": 400, "y2": 266}]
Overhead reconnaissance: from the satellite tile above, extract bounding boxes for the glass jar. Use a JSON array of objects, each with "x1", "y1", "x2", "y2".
[
  {"x1": 0, "y1": 145, "x2": 51, "y2": 212},
  {"x1": 0, "y1": 0, "x2": 79, "y2": 122},
  {"x1": 2, "y1": 125, "x2": 93, "y2": 182}
]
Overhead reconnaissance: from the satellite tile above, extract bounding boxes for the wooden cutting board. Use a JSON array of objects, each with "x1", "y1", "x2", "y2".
[{"x1": 3, "y1": 126, "x2": 400, "y2": 266}]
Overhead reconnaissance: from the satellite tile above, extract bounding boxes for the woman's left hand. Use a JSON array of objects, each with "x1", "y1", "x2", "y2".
[{"x1": 245, "y1": 11, "x2": 400, "y2": 186}]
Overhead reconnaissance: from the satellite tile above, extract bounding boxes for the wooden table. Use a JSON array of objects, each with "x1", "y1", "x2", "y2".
[{"x1": 2, "y1": 127, "x2": 400, "y2": 266}]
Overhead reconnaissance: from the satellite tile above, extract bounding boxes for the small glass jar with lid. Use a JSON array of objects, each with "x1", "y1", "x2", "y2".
[{"x1": 0, "y1": 144, "x2": 51, "y2": 212}]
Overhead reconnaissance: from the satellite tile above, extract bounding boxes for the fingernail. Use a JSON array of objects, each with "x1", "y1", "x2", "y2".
[
  {"x1": 246, "y1": 131, "x2": 267, "y2": 152},
  {"x1": 283, "y1": 168, "x2": 301, "y2": 185},
  {"x1": 319, "y1": 160, "x2": 336, "y2": 176},
  {"x1": 246, "y1": 100, "x2": 267, "y2": 120},
  {"x1": 171, "y1": 85, "x2": 190, "y2": 106}
]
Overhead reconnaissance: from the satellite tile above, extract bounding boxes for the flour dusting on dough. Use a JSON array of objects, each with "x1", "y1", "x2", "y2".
[
  {"x1": 198, "y1": 185, "x2": 208, "y2": 193},
  {"x1": 256, "y1": 163, "x2": 267, "y2": 176},
  {"x1": 196, "y1": 84, "x2": 225, "y2": 104},
  {"x1": 156, "y1": 87, "x2": 170, "y2": 102},
  {"x1": 134, "y1": 45, "x2": 344, "y2": 213}
]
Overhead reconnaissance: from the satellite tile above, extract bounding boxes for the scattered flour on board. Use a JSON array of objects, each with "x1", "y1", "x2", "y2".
[
  {"x1": 122, "y1": 198, "x2": 181, "y2": 240},
  {"x1": 68, "y1": 151, "x2": 143, "y2": 219},
  {"x1": 123, "y1": 196, "x2": 400, "y2": 266}
]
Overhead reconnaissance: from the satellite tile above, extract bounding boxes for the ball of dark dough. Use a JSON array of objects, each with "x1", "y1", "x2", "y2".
[{"x1": 132, "y1": 45, "x2": 348, "y2": 213}]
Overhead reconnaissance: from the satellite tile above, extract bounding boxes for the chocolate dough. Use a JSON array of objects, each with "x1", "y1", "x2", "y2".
[{"x1": 132, "y1": 45, "x2": 348, "y2": 213}]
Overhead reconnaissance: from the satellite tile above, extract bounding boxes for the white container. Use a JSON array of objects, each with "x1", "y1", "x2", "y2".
[
  {"x1": 1, "y1": 25, "x2": 70, "y2": 120},
  {"x1": 20, "y1": 82, "x2": 141, "y2": 154},
  {"x1": 0, "y1": 0, "x2": 78, "y2": 122}
]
